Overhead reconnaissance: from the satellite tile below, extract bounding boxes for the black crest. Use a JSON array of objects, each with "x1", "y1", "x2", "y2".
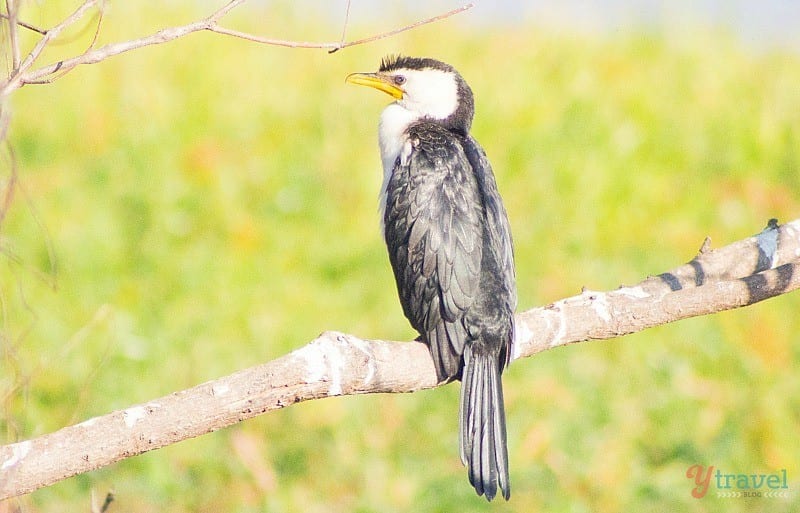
[{"x1": 379, "y1": 55, "x2": 455, "y2": 74}]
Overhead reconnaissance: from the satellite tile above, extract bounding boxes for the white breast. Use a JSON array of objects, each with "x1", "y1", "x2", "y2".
[{"x1": 377, "y1": 103, "x2": 419, "y2": 234}]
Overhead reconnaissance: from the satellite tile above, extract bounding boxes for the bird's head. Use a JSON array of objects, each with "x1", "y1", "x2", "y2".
[{"x1": 346, "y1": 55, "x2": 475, "y2": 134}]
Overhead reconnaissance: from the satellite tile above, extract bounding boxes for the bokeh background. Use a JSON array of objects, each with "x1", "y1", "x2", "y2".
[{"x1": 2, "y1": 1, "x2": 800, "y2": 511}]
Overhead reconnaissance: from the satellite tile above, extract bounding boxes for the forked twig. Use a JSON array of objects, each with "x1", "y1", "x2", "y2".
[
  {"x1": 329, "y1": 0, "x2": 353, "y2": 54},
  {"x1": 1, "y1": 0, "x2": 100, "y2": 94},
  {"x1": 1, "y1": 1, "x2": 474, "y2": 95}
]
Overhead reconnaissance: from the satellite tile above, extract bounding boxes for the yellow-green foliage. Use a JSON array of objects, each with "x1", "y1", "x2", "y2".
[{"x1": 2, "y1": 3, "x2": 800, "y2": 512}]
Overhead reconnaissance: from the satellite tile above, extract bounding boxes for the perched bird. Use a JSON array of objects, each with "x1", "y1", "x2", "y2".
[{"x1": 347, "y1": 56, "x2": 516, "y2": 501}]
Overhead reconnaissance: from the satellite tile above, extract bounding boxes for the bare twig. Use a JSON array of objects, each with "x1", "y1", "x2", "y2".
[
  {"x1": 1, "y1": 1, "x2": 474, "y2": 95},
  {"x1": 21, "y1": 2, "x2": 108, "y2": 86},
  {"x1": 200, "y1": 2, "x2": 474, "y2": 48},
  {"x1": 87, "y1": 1, "x2": 105, "y2": 50},
  {"x1": 338, "y1": 3, "x2": 473, "y2": 47},
  {"x1": 1, "y1": 218, "x2": 798, "y2": 499},
  {"x1": 47, "y1": 2, "x2": 104, "y2": 47},
  {"x1": 329, "y1": 0, "x2": 353, "y2": 54},
  {"x1": 0, "y1": 11, "x2": 47, "y2": 35},
  {"x1": 4, "y1": 0, "x2": 21, "y2": 70},
  {"x1": 1, "y1": 0, "x2": 100, "y2": 95}
]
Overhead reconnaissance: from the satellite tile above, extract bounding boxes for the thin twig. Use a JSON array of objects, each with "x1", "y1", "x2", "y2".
[
  {"x1": 0, "y1": 11, "x2": 47, "y2": 35},
  {"x1": 1, "y1": 0, "x2": 100, "y2": 95},
  {"x1": 5, "y1": 1, "x2": 474, "y2": 92},
  {"x1": 340, "y1": 0, "x2": 352, "y2": 44},
  {"x1": 5, "y1": 0, "x2": 21, "y2": 70},
  {"x1": 210, "y1": 2, "x2": 473, "y2": 48},
  {"x1": 329, "y1": 0, "x2": 353, "y2": 54},
  {"x1": 46, "y1": 6, "x2": 100, "y2": 46},
  {"x1": 87, "y1": 2, "x2": 105, "y2": 55},
  {"x1": 25, "y1": 2, "x2": 108, "y2": 85},
  {"x1": 342, "y1": 3, "x2": 474, "y2": 47},
  {"x1": 210, "y1": 0, "x2": 246, "y2": 21}
]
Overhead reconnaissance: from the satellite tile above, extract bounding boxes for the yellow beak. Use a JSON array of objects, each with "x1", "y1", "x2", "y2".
[{"x1": 345, "y1": 72, "x2": 404, "y2": 100}]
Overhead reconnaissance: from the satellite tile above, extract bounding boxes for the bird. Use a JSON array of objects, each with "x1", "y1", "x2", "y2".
[{"x1": 347, "y1": 55, "x2": 517, "y2": 501}]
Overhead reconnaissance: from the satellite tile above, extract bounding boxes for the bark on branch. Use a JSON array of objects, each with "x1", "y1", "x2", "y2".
[{"x1": 1, "y1": 218, "x2": 798, "y2": 499}]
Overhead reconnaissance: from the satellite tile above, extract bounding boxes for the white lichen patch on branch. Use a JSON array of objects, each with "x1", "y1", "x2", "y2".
[
  {"x1": 1, "y1": 440, "x2": 31, "y2": 470},
  {"x1": 211, "y1": 383, "x2": 230, "y2": 397},
  {"x1": 295, "y1": 333, "x2": 348, "y2": 396},
  {"x1": 295, "y1": 332, "x2": 384, "y2": 394},
  {"x1": 295, "y1": 340, "x2": 327, "y2": 384},
  {"x1": 326, "y1": 336, "x2": 346, "y2": 396},
  {"x1": 123, "y1": 406, "x2": 147, "y2": 428},
  {"x1": 587, "y1": 291, "x2": 612, "y2": 322},
  {"x1": 613, "y1": 286, "x2": 650, "y2": 299},
  {"x1": 542, "y1": 301, "x2": 568, "y2": 349},
  {"x1": 513, "y1": 299, "x2": 572, "y2": 359},
  {"x1": 551, "y1": 306, "x2": 568, "y2": 348},
  {"x1": 122, "y1": 403, "x2": 161, "y2": 428}
]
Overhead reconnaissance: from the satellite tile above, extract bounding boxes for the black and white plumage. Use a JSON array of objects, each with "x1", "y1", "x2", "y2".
[{"x1": 347, "y1": 56, "x2": 516, "y2": 501}]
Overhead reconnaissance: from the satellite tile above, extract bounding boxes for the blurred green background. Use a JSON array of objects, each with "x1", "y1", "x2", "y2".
[{"x1": 2, "y1": 1, "x2": 800, "y2": 512}]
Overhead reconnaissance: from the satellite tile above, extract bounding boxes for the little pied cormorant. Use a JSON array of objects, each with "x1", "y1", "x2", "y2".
[{"x1": 347, "y1": 56, "x2": 517, "y2": 501}]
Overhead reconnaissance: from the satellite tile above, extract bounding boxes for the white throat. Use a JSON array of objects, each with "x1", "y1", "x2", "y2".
[
  {"x1": 378, "y1": 103, "x2": 417, "y2": 174},
  {"x1": 377, "y1": 103, "x2": 418, "y2": 233}
]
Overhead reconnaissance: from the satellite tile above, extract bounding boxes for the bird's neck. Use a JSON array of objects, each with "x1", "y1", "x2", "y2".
[
  {"x1": 378, "y1": 103, "x2": 419, "y2": 174},
  {"x1": 377, "y1": 103, "x2": 418, "y2": 235}
]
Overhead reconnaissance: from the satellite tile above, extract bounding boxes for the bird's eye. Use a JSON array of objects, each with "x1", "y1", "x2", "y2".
[{"x1": 393, "y1": 75, "x2": 406, "y2": 85}]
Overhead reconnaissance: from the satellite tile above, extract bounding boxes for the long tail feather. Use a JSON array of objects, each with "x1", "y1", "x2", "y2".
[{"x1": 459, "y1": 346, "x2": 510, "y2": 501}]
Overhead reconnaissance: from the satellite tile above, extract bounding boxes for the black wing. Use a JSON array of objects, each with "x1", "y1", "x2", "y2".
[
  {"x1": 461, "y1": 135, "x2": 516, "y2": 367},
  {"x1": 383, "y1": 122, "x2": 484, "y2": 381}
]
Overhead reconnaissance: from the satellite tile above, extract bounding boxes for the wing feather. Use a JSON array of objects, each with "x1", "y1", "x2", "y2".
[
  {"x1": 383, "y1": 122, "x2": 483, "y2": 381},
  {"x1": 461, "y1": 135, "x2": 517, "y2": 367}
]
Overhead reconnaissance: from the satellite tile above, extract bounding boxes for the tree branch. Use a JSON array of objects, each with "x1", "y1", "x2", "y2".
[
  {"x1": 1, "y1": 0, "x2": 101, "y2": 94},
  {"x1": 516, "y1": 217, "x2": 800, "y2": 356},
  {"x1": 1, "y1": 218, "x2": 798, "y2": 499},
  {"x1": 0, "y1": 1, "x2": 474, "y2": 95}
]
